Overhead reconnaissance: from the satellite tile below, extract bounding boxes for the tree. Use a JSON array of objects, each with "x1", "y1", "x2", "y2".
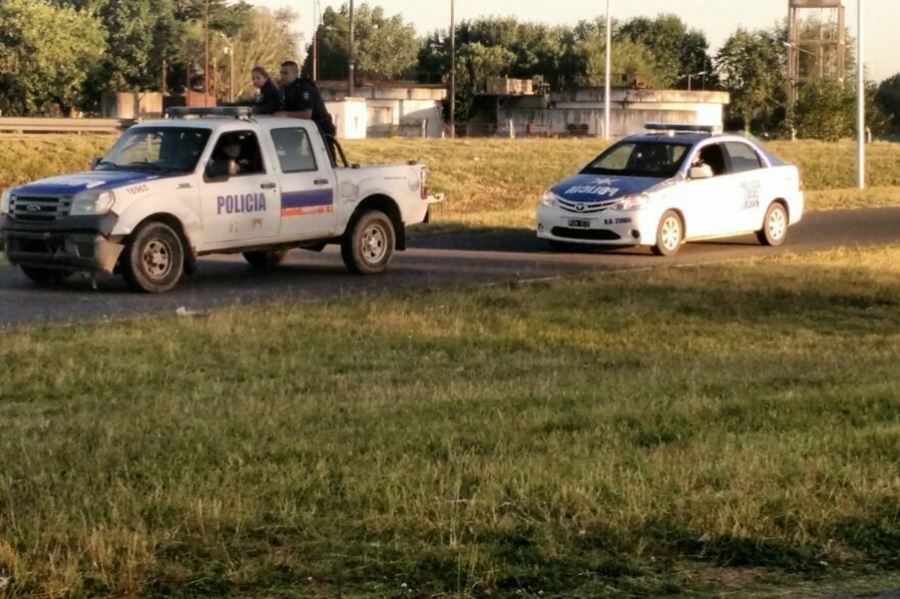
[
  {"x1": 794, "y1": 80, "x2": 854, "y2": 140},
  {"x1": 716, "y1": 28, "x2": 785, "y2": 131},
  {"x1": 876, "y1": 74, "x2": 900, "y2": 129},
  {"x1": 302, "y1": 3, "x2": 419, "y2": 81},
  {"x1": 617, "y1": 14, "x2": 712, "y2": 89},
  {"x1": 0, "y1": 0, "x2": 105, "y2": 115}
]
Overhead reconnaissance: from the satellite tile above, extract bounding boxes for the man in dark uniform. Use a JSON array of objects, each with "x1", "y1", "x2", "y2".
[{"x1": 276, "y1": 61, "x2": 338, "y2": 163}]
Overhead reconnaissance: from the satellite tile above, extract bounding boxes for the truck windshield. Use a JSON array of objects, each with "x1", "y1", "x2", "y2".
[
  {"x1": 96, "y1": 127, "x2": 211, "y2": 173},
  {"x1": 581, "y1": 141, "x2": 690, "y2": 178}
]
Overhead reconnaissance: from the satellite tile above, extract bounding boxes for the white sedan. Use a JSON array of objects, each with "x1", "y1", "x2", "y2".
[{"x1": 537, "y1": 125, "x2": 804, "y2": 256}]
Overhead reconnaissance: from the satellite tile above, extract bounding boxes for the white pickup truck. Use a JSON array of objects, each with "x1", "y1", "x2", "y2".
[{"x1": 0, "y1": 107, "x2": 441, "y2": 292}]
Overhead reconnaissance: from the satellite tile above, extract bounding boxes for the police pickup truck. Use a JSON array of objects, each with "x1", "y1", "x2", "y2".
[
  {"x1": 0, "y1": 107, "x2": 441, "y2": 292},
  {"x1": 537, "y1": 124, "x2": 804, "y2": 255}
]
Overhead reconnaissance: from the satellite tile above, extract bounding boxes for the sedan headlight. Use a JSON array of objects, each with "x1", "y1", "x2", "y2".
[
  {"x1": 71, "y1": 190, "x2": 116, "y2": 216},
  {"x1": 0, "y1": 189, "x2": 12, "y2": 215},
  {"x1": 540, "y1": 189, "x2": 561, "y2": 208},
  {"x1": 611, "y1": 193, "x2": 651, "y2": 212}
]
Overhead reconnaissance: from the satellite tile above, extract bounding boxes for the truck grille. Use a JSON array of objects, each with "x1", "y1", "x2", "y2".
[{"x1": 10, "y1": 195, "x2": 73, "y2": 223}]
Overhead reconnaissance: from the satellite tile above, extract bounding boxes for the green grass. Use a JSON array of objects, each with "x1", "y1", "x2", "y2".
[
  {"x1": 1, "y1": 136, "x2": 898, "y2": 232},
  {"x1": 1, "y1": 246, "x2": 900, "y2": 597}
]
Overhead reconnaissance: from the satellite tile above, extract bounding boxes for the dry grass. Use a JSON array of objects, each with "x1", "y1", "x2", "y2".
[{"x1": 0, "y1": 246, "x2": 899, "y2": 596}]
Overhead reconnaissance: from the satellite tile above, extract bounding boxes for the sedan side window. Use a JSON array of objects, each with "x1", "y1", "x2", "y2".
[
  {"x1": 693, "y1": 144, "x2": 728, "y2": 177},
  {"x1": 724, "y1": 142, "x2": 764, "y2": 174}
]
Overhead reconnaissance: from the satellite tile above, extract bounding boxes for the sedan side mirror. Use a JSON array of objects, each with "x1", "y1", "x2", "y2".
[{"x1": 689, "y1": 164, "x2": 714, "y2": 180}]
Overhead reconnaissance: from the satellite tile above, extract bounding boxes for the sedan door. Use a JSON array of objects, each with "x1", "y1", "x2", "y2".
[
  {"x1": 723, "y1": 141, "x2": 770, "y2": 233},
  {"x1": 269, "y1": 126, "x2": 337, "y2": 241},
  {"x1": 677, "y1": 142, "x2": 739, "y2": 239}
]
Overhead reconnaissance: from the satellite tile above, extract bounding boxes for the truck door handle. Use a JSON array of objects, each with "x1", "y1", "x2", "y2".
[
  {"x1": 260, "y1": 182, "x2": 277, "y2": 190},
  {"x1": 313, "y1": 178, "x2": 329, "y2": 186}
]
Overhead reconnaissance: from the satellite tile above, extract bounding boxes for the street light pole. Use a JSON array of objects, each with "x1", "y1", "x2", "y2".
[
  {"x1": 450, "y1": 0, "x2": 456, "y2": 138},
  {"x1": 604, "y1": 0, "x2": 611, "y2": 140},
  {"x1": 204, "y1": 0, "x2": 210, "y2": 103},
  {"x1": 348, "y1": 0, "x2": 355, "y2": 97},
  {"x1": 312, "y1": 0, "x2": 320, "y2": 81},
  {"x1": 857, "y1": 0, "x2": 865, "y2": 189}
]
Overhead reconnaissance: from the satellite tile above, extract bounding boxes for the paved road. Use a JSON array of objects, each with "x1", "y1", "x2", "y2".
[{"x1": 1, "y1": 207, "x2": 899, "y2": 328}]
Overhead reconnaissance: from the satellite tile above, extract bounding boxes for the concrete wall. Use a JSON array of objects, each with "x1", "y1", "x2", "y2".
[
  {"x1": 326, "y1": 99, "x2": 367, "y2": 140},
  {"x1": 319, "y1": 83, "x2": 446, "y2": 138},
  {"x1": 101, "y1": 92, "x2": 165, "y2": 119},
  {"x1": 496, "y1": 88, "x2": 730, "y2": 137}
]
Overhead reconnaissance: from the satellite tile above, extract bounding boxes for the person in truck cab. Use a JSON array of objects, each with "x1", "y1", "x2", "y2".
[{"x1": 210, "y1": 133, "x2": 259, "y2": 177}]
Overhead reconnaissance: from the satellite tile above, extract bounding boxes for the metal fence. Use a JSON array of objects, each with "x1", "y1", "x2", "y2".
[{"x1": 0, "y1": 117, "x2": 133, "y2": 135}]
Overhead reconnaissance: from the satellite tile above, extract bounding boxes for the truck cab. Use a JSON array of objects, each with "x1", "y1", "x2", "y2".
[{"x1": 0, "y1": 107, "x2": 442, "y2": 292}]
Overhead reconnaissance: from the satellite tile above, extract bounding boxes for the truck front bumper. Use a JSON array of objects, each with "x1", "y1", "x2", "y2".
[{"x1": 0, "y1": 214, "x2": 124, "y2": 273}]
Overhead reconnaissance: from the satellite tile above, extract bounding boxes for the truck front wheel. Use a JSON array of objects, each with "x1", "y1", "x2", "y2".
[
  {"x1": 341, "y1": 210, "x2": 396, "y2": 274},
  {"x1": 122, "y1": 221, "x2": 185, "y2": 293}
]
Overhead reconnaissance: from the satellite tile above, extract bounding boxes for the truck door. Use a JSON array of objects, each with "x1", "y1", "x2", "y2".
[
  {"x1": 269, "y1": 126, "x2": 337, "y2": 240},
  {"x1": 201, "y1": 130, "x2": 281, "y2": 246}
]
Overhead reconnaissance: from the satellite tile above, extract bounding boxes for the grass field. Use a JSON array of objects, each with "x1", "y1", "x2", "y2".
[
  {"x1": 1, "y1": 246, "x2": 899, "y2": 597},
  {"x1": 1, "y1": 135, "x2": 899, "y2": 231}
]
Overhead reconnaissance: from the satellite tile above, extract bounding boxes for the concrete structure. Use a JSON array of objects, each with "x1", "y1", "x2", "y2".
[
  {"x1": 325, "y1": 98, "x2": 368, "y2": 140},
  {"x1": 317, "y1": 81, "x2": 446, "y2": 138},
  {"x1": 101, "y1": 92, "x2": 165, "y2": 119},
  {"x1": 475, "y1": 89, "x2": 730, "y2": 138}
]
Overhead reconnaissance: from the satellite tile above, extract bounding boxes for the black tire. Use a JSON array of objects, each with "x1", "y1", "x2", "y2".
[
  {"x1": 20, "y1": 265, "x2": 70, "y2": 286},
  {"x1": 757, "y1": 202, "x2": 789, "y2": 246},
  {"x1": 243, "y1": 249, "x2": 289, "y2": 269},
  {"x1": 121, "y1": 221, "x2": 185, "y2": 293},
  {"x1": 651, "y1": 210, "x2": 684, "y2": 257},
  {"x1": 341, "y1": 210, "x2": 396, "y2": 275}
]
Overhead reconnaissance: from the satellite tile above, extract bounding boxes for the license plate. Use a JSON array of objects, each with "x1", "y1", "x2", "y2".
[{"x1": 568, "y1": 219, "x2": 592, "y2": 229}]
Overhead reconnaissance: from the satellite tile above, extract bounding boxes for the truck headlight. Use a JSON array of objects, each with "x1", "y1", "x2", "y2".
[
  {"x1": 540, "y1": 189, "x2": 561, "y2": 208},
  {"x1": 611, "y1": 194, "x2": 650, "y2": 212},
  {"x1": 71, "y1": 190, "x2": 116, "y2": 216},
  {"x1": 0, "y1": 189, "x2": 12, "y2": 215}
]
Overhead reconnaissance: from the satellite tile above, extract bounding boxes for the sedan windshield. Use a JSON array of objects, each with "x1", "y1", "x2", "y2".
[
  {"x1": 581, "y1": 141, "x2": 690, "y2": 178},
  {"x1": 96, "y1": 127, "x2": 211, "y2": 173}
]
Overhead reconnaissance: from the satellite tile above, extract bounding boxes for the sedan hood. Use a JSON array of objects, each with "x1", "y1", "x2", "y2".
[
  {"x1": 12, "y1": 170, "x2": 160, "y2": 197},
  {"x1": 550, "y1": 174, "x2": 665, "y2": 203}
]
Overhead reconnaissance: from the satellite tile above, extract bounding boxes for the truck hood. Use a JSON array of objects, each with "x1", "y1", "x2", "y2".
[
  {"x1": 11, "y1": 170, "x2": 161, "y2": 196},
  {"x1": 551, "y1": 174, "x2": 665, "y2": 203}
]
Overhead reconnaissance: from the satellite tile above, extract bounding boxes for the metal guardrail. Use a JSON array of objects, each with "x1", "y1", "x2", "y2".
[{"x1": 0, "y1": 117, "x2": 135, "y2": 134}]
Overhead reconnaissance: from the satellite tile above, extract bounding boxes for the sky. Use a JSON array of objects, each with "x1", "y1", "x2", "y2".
[{"x1": 250, "y1": 0, "x2": 898, "y2": 82}]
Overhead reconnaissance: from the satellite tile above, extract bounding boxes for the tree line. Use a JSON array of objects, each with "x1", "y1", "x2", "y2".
[{"x1": 1, "y1": 0, "x2": 899, "y2": 139}]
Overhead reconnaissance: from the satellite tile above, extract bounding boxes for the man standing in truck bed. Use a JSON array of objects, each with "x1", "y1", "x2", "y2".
[{"x1": 277, "y1": 60, "x2": 338, "y2": 163}]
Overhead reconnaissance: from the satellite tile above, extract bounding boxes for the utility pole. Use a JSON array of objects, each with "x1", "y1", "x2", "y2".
[
  {"x1": 450, "y1": 0, "x2": 456, "y2": 138},
  {"x1": 312, "y1": 0, "x2": 320, "y2": 81},
  {"x1": 204, "y1": 0, "x2": 210, "y2": 102},
  {"x1": 857, "y1": 0, "x2": 865, "y2": 189},
  {"x1": 348, "y1": 0, "x2": 355, "y2": 97},
  {"x1": 603, "y1": 0, "x2": 611, "y2": 140}
]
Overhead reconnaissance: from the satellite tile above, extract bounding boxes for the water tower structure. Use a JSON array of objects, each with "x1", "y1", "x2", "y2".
[{"x1": 787, "y1": 0, "x2": 847, "y2": 111}]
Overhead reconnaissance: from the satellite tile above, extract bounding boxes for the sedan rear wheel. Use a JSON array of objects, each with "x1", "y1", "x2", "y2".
[{"x1": 757, "y1": 202, "x2": 788, "y2": 246}]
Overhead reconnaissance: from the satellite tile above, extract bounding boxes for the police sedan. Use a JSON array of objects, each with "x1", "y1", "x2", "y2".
[{"x1": 536, "y1": 125, "x2": 804, "y2": 256}]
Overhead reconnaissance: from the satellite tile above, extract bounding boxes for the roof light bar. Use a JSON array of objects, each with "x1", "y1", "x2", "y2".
[
  {"x1": 644, "y1": 123, "x2": 719, "y2": 134},
  {"x1": 166, "y1": 106, "x2": 254, "y2": 119}
]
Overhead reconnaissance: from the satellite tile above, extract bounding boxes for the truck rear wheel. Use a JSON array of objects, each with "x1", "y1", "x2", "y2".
[
  {"x1": 341, "y1": 210, "x2": 396, "y2": 274},
  {"x1": 20, "y1": 265, "x2": 70, "y2": 286},
  {"x1": 122, "y1": 221, "x2": 185, "y2": 293},
  {"x1": 243, "y1": 250, "x2": 288, "y2": 269}
]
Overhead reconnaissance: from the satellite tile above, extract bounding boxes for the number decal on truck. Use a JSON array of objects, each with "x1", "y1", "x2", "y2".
[{"x1": 126, "y1": 184, "x2": 150, "y2": 195}]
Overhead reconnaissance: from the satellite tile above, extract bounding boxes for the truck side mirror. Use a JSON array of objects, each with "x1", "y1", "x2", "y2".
[
  {"x1": 205, "y1": 159, "x2": 230, "y2": 181},
  {"x1": 689, "y1": 164, "x2": 714, "y2": 180},
  {"x1": 91, "y1": 156, "x2": 102, "y2": 169}
]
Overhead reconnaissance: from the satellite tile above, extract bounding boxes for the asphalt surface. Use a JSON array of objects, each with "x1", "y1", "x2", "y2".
[{"x1": 1, "y1": 207, "x2": 899, "y2": 328}]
